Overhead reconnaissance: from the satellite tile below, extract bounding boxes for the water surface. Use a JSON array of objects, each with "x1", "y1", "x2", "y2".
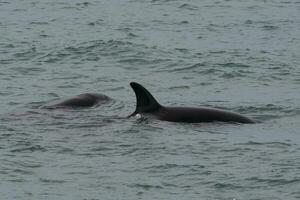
[{"x1": 0, "y1": 0, "x2": 300, "y2": 199}]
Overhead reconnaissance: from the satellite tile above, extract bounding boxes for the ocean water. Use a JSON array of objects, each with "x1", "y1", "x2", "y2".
[{"x1": 0, "y1": 0, "x2": 300, "y2": 199}]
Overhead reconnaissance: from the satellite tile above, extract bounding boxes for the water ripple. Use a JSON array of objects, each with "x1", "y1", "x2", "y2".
[
  {"x1": 10, "y1": 145, "x2": 47, "y2": 153},
  {"x1": 246, "y1": 177, "x2": 300, "y2": 186},
  {"x1": 0, "y1": 0, "x2": 300, "y2": 199}
]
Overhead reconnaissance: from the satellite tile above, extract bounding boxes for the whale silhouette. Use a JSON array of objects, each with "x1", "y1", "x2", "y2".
[
  {"x1": 129, "y1": 82, "x2": 255, "y2": 123},
  {"x1": 44, "y1": 93, "x2": 111, "y2": 109}
]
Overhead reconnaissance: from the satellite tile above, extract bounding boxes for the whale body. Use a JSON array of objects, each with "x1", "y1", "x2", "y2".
[
  {"x1": 44, "y1": 93, "x2": 111, "y2": 109},
  {"x1": 129, "y1": 82, "x2": 255, "y2": 124}
]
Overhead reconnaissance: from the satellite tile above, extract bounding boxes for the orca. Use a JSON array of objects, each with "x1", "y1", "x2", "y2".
[
  {"x1": 129, "y1": 82, "x2": 255, "y2": 123},
  {"x1": 44, "y1": 93, "x2": 111, "y2": 109}
]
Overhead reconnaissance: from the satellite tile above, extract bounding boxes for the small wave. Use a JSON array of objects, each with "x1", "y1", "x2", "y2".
[
  {"x1": 174, "y1": 48, "x2": 190, "y2": 53},
  {"x1": 213, "y1": 182, "x2": 243, "y2": 189},
  {"x1": 222, "y1": 147, "x2": 255, "y2": 152},
  {"x1": 236, "y1": 141, "x2": 292, "y2": 148},
  {"x1": 169, "y1": 85, "x2": 190, "y2": 90},
  {"x1": 10, "y1": 145, "x2": 47, "y2": 153},
  {"x1": 261, "y1": 25, "x2": 280, "y2": 30},
  {"x1": 0, "y1": 2, "x2": 9, "y2": 5},
  {"x1": 144, "y1": 163, "x2": 204, "y2": 171},
  {"x1": 218, "y1": 63, "x2": 251, "y2": 68},
  {"x1": 164, "y1": 62, "x2": 254, "y2": 78},
  {"x1": 39, "y1": 178, "x2": 66, "y2": 184},
  {"x1": 246, "y1": 177, "x2": 300, "y2": 186},
  {"x1": 75, "y1": 2, "x2": 90, "y2": 7},
  {"x1": 165, "y1": 63, "x2": 206, "y2": 72},
  {"x1": 54, "y1": 147, "x2": 75, "y2": 154},
  {"x1": 179, "y1": 20, "x2": 189, "y2": 24},
  {"x1": 245, "y1": 19, "x2": 254, "y2": 25},
  {"x1": 88, "y1": 19, "x2": 104, "y2": 26},
  {"x1": 11, "y1": 160, "x2": 42, "y2": 169},
  {"x1": 38, "y1": 40, "x2": 153, "y2": 64},
  {"x1": 247, "y1": 5, "x2": 264, "y2": 10},
  {"x1": 11, "y1": 168, "x2": 33, "y2": 175},
  {"x1": 220, "y1": 71, "x2": 247, "y2": 79},
  {"x1": 30, "y1": 21, "x2": 49, "y2": 25},
  {"x1": 10, "y1": 66, "x2": 46, "y2": 75},
  {"x1": 178, "y1": 3, "x2": 199, "y2": 10},
  {"x1": 118, "y1": 58, "x2": 153, "y2": 65},
  {"x1": 236, "y1": 104, "x2": 297, "y2": 118},
  {"x1": 127, "y1": 32, "x2": 138, "y2": 38},
  {"x1": 151, "y1": 0, "x2": 176, "y2": 2},
  {"x1": 209, "y1": 50, "x2": 226, "y2": 54},
  {"x1": 11, "y1": 47, "x2": 43, "y2": 62},
  {"x1": 145, "y1": 163, "x2": 179, "y2": 170},
  {"x1": 128, "y1": 183, "x2": 163, "y2": 190},
  {"x1": 90, "y1": 146, "x2": 114, "y2": 152}
]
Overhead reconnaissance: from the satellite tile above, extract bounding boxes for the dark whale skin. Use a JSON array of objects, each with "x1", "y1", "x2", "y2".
[{"x1": 129, "y1": 82, "x2": 255, "y2": 124}]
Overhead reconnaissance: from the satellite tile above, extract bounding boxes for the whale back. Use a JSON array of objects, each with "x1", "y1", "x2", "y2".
[
  {"x1": 130, "y1": 82, "x2": 161, "y2": 116},
  {"x1": 129, "y1": 82, "x2": 255, "y2": 123},
  {"x1": 43, "y1": 93, "x2": 111, "y2": 109}
]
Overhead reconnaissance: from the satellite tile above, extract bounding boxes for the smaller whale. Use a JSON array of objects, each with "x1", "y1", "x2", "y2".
[
  {"x1": 129, "y1": 82, "x2": 255, "y2": 123},
  {"x1": 44, "y1": 93, "x2": 111, "y2": 109}
]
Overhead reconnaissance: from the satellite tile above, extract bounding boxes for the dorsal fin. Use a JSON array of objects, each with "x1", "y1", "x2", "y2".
[{"x1": 130, "y1": 82, "x2": 161, "y2": 116}]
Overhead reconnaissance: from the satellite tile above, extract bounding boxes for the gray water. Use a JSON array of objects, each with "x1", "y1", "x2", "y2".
[{"x1": 1, "y1": 0, "x2": 300, "y2": 199}]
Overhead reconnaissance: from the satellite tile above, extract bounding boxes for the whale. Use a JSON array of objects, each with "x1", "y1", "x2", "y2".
[
  {"x1": 43, "y1": 93, "x2": 111, "y2": 109},
  {"x1": 129, "y1": 82, "x2": 255, "y2": 123}
]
